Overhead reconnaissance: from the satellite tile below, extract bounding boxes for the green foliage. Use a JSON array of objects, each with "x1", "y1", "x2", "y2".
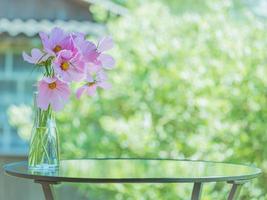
[
  {"x1": 57, "y1": 1, "x2": 267, "y2": 199},
  {"x1": 9, "y1": 0, "x2": 267, "y2": 199}
]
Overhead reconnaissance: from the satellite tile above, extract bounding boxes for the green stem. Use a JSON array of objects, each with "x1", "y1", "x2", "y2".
[{"x1": 28, "y1": 105, "x2": 58, "y2": 168}]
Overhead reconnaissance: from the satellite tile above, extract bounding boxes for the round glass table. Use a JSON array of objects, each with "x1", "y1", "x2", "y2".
[{"x1": 3, "y1": 158, "x2": 261, "y2": 200}]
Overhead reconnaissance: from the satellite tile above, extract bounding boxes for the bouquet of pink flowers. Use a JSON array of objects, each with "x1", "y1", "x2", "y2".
[
  {"x1": 23, "y1": 27, "x2": 115, "y2": 170},
  {"x1": 23, "y1": 27, "x2": 115, "y2": 112}
]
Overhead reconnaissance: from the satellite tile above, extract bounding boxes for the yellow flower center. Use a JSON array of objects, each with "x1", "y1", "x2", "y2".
[
  {"x1": 53, "y1": 45, "x2": 62, "y2": 53},
  {"x1": 87, "y1": 82, "x2": 95, "y2": 87},
  {"x1": 48, "y1": 82, "x2": 57, "y2": 90},
  {"x1": 60, "y1": 61, "x2": 70, "y2": 71}
]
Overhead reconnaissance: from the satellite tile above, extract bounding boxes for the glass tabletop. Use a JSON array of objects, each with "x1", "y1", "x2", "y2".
[{"x1": 4, "y1": 158, "x2": 261, "y2": 183}]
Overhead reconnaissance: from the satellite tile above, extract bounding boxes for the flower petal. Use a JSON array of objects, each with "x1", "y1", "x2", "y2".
[
  {"x1": 66, "y1": 68, "x2": 84, "y2": 82},
  {"x1": 87, "y1": 85, "x2": 97, "y2": 96},
  {"x1": 98, "y1": 36, "x2": 114, "y2": 52},
  {"x1": 37, "y1": 81, "x2": 51, "y2": 110},
  {"x1": 22, "y1": 49, "x2": 47, "y2": 64},
  {"x1": 76, "y1": 85, "x2": 87, "y2": 99},
  {"x1": 56, "y1": 83, "x2": 71, "y2": 102},
  {"x1": 98, "y1": 53, "x2": 115, "y2": 69},
  {"x1": 22, "y1": 52, "x2": 35, "y2": 64},
  {"x1": 86, "y1": 63, "x2": 102, "y2": 73},
  {"x1": 58, "y1": 50, "x2": 73, "y2": 60},
  {"x1": 98, "y1": 81, "x2": 112, "y2": 89},
  {"x1": 39, "y1": 32, "x2": 51, "y2": 50},
  {"x1": 50, "y1": 27, "x2": 65, "y2": 46},
  {"x1": 76, "y1": 39, "x2": 98, "y2": 63},
  {"x1": 43, "y1": 76, "x2": 57, "y2": 84},
  {"x1": 85, "y1": 72, "x2": 94, "y2": 82},
  {"x1": 97, "y1": 70, "x2": 108, "y2": 81},
  {"x1": 50, "y1": 92, "x2": 65, "y2": 112}
]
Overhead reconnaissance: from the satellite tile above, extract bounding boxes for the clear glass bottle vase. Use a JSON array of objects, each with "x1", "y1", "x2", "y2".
[{"x1": 28, "y1": 93, "x2": 60, "y2": 170}]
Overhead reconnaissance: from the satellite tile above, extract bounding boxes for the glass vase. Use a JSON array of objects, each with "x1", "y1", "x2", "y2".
[{"x1": 28, "y1": 93, "x2": 60, "y2": 170}]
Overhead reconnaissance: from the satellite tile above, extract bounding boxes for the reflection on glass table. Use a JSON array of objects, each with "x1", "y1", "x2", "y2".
[{"x1": 3, "y1": 158, "x2": 261, "y2": 200}]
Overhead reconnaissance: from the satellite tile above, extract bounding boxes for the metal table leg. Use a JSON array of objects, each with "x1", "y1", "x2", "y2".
[
  {"x1": 227, "y1": 181, "x2": 246, "y2": 200},
  {"x1": 191, "y1": 182, "x2": 203, "y2": 200},
  {"x1": 35, "y1": 180, "x2": 58, "y2": 200}
]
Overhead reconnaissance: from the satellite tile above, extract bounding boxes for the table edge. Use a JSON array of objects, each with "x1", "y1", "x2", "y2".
[{"x1": 3, "y1": 158, "x2": 262, "y2": 183}]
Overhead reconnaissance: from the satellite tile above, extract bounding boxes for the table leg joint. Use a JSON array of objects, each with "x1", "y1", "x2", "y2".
[
  {"x1": 227, "y1": 180, "x2": 247, "y2": 200},
  {"x1": 34, "y1": 180, "x2": 59, "y2": 200},
  {"x1": 191, "y1": 182, "x2": 203, "y2": 200}
]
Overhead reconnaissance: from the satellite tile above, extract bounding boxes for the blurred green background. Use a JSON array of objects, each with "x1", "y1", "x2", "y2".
[{"x1": 2, "y1": 0, "x2": 267, "y2": 199}]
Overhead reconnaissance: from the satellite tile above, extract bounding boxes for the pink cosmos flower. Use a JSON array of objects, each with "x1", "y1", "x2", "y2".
[
  {"x1": 76, "y1": 70, "x2": 111, "y2": 98},
  {"x1": 74, "y1": 37, "x2": 99, "y2": 63},
  {"x1": 39, "y1": 27, "x2": 75, "y2": 56},
  {"x1": 37, "y1": 77, "x2": 70, "y2": 111},
  {"x1": 53, "y1": 50, "x2": 85, "y2": 83},
  {"x1": 22, "y1": 27, "x2": 115, "y2": 112},
  {"x1": 76, "y1": 36, "x2": 115, "y2": 70},
  {"x1": 22, "y1": 48, "x2": 50, "y2": 64}
]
